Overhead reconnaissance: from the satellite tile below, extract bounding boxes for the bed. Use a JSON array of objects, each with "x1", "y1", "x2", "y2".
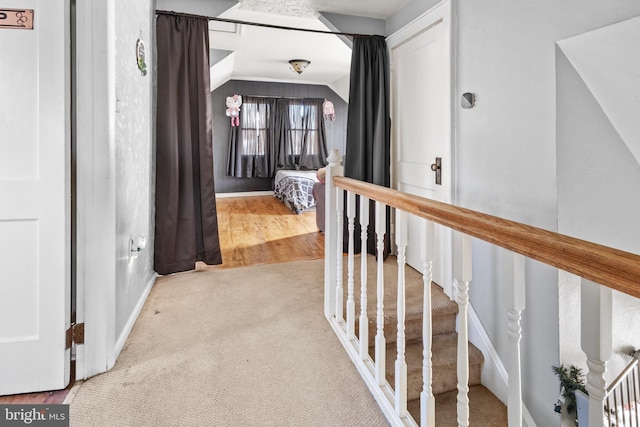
[{"x1": 273, "y1": 169, "x2": 319, "y2": 214}]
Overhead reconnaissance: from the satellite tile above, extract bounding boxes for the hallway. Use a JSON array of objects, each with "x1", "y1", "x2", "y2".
[{"x1": 0, "y1": 195, "x2": 323, "y2": 406}]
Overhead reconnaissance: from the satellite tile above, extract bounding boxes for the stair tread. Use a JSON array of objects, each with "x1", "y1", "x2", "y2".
[
  {"x1": 345, "y1": 254, "x2": 458, "y2": 318},
  {"x1": 382, "y1": 333, "x2": 484, "y2": 398},
  {"x1": 408, "y1": 385, "x2": 508, "y2": 427},
  {"x1": 347, "y1": 255, "x2": 459, "y2": 342},
  {"x1": 383, "y1": 333, "x2": 484, "y2": 372},
  {"x1": 342, "y1": 256, "x2": 496, "y2": 413}
]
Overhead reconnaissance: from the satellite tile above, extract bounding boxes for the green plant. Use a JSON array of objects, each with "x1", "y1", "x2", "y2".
[{"x1": 552, "y1": 364, "x2": 588, "y2": 415}]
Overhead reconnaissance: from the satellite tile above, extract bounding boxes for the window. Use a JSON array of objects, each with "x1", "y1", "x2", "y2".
[
  {"x1": 227, "y1": 96, "x2": 328, "y2": 178},
  {"x1": 287, "y1": 101, "x2": 319, "y2": 156},
  {"x1": 241, "y1": 99, "x2": 270, "y2": 157}
]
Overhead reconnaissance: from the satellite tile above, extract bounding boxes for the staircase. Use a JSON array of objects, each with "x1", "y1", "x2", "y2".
[
  {"x1": 327, "y1": 164, "x2": 640, "y2": 427},
  {"x1": 347, "y1": 254, "x2": 507, "y2": 426}
]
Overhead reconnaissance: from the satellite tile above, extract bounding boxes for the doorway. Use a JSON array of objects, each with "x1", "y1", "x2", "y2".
[{"x1": 388, "y1": 0, "x2": 454, "y2": 296}]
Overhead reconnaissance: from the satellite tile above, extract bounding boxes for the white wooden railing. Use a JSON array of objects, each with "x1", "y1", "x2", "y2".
[{"x1": 322, "y1": 150, "x2": 640, "y2": 427}]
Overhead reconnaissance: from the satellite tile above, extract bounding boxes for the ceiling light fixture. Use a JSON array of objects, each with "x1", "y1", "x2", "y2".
[{"x1": 289, "y1": 59, "x2": 310, "y2": 75}]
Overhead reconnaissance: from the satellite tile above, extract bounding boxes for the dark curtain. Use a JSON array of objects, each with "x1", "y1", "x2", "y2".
[
  {"x1": 154, "y1": 14, "x2": 222, "y2": 275},
  {"x1": 344, "y1": 35, "x2": 392, "y2": 256},
  {"x1": 227, "y1": 97, "x2": 328, "y2": 177},
  {"x1": 277, "y1": 98, "x2": 328, "y2": 171},
  {"x1": 275, "y1": 99, "x2": 295, "y2": 170},
  {"x1": 226, "y1": 97, "x2": 278, "y2": 178}
]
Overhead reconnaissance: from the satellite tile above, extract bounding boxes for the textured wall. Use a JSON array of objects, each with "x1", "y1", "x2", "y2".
[
  {"x1": 213, "y1": 80, "x2": 348, "y2": 193},
  {"x1": 114, "y1": 0, "x2": 155, "y2": 339}
]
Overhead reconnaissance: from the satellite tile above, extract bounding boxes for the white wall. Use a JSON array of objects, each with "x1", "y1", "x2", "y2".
[
  {"x1": 557, "y1": 17, "x2": 640, "y2": 383},
  {"x1": 319, "y1": 12, "x2": 385, "y2": 37},
  {"x1": 113, "y1": 0, "x2": 156, "y2": 347},
  {"x1": 75, "y1": 0, "x2": 155, "y2": 378},
  {"x1": 388, "y1": 1, "x2": 640, "y2": 425}
]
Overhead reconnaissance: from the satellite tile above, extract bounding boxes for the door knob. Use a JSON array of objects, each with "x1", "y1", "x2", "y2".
[{"x1": 430, "y1": 157, "x2": 442, "y2": 185}]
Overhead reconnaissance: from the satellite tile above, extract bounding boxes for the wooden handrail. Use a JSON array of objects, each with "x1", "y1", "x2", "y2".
[{"x1": 333, "y1": 176, "x2": 640, "y2": 299}]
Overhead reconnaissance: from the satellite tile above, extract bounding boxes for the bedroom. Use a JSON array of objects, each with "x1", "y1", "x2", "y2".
[
  {"x1": 200, "y1": 3, "x2": 357, "y2": 264},
  {"x1": 212, "y1": 81, "x2": 347, "y2": 210}
]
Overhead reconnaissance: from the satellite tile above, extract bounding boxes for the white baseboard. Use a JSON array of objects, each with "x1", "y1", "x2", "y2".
[
  {"x1": 467, "y1": 303, "x2": 537, "y2": 427},
  {"x1": 215, "y1": 191, "x2": 273, "y2": 198},
  {"x1": 522, "y1": 402, "x2": 537, "y2": 427},
  {"x1": 467, "y1": 303, "x2": 508, "y2": 402},
  {"x1": 327, "y1": 316, "x2": 416, "y2": 427},
  {"x1": 114, "y1": 274, "x2": 157, "y2": 359}
]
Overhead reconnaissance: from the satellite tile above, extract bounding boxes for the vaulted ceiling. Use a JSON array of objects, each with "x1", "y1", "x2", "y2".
[{"x1": 208, "y1": 0, "x2": 409, "y2": 100}]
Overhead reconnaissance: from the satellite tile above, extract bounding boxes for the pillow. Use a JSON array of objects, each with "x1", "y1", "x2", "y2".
[{"x1": 316, "y1": 167, "x2": 326, "y2": 183}]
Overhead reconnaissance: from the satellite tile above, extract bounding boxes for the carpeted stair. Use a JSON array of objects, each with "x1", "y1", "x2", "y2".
[{"x1": 346, "y1": 255, "x2": 507, "y2": 425}]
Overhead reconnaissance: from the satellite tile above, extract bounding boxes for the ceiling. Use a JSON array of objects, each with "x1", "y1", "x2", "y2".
[
  {"x1": 235, "y1": 0, "x2": 411, "y2": 20},
  {"x1": 209, "y1": 0, "x2": 410, "y2": 100},
  {"x1": 558, "y1": 16, "x2": 640, "y2": 166}
]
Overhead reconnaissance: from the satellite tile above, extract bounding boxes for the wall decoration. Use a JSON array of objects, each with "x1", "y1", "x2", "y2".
[
  {"x1": 0, "y1": 8, "x2": 34, "y2": 29},
  {"x1": 136, "y1": 37, "x2": 147, "y2": 76},
  {"x1": 323, "y1": 99, "x2": 335, "y2": 121},
  {"x1": 225, "y1": 94, "x2": 242, "y2": 126}
]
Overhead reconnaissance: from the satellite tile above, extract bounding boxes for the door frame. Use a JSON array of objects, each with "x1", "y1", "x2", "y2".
[
  {"x1": 74, "y1": 0, "x2": 118, "y2": 379},
  {"x1": 386, "y1": 0, "x2": 456, "y2": 297}
]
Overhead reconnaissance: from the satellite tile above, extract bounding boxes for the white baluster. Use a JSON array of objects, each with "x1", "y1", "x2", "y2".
[
  {"x1": 335, "y1": 187, "x2": 344, "y2": 323},
  {"x1": 581, "y1": 279, "x2": 612, "y2": 427},
  {"x1": 503, "y1": 251, "x2": 525, "y2": 427},
  {"x1": 346, "y1": 191, "x2": 356, "y2": 340},
  {"x1": 359, "y1": 197, "x2": 370, "y2": 360},
  {"x1": 421, "y1": 220, "x2": 436, "y2": 427},
  {"x1": 395, "y1": 211, "x2": 408, "y2": 417},
  {"x1": 454, "y1": 231, "x2": 472, "y2": 427},
  {"x1": 375, "y1": 202, "x2": 387, "y2": 386},
  {"x1": 324, "y1": 150, "x2": 343, "y2": 319}
]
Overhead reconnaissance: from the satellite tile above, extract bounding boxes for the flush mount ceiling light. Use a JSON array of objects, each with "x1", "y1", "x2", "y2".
[{"x1": 289, "y1": 59, "x2": 310, "y2": 75}]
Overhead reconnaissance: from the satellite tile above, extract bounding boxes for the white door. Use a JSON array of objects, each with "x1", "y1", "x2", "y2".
[
  {"x1": 0, "y1": 0, "x2": 71, "y2": 394},
  {"x1": 389, "y1": 0, "x2": 453, "y2": 296}
]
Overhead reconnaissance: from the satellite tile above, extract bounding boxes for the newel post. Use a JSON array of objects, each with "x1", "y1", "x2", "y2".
[
  {"x1": 581, "y1": 279, "x2": 612, "y2": 427},
  {"x1": 324, "y1": 150, "x2": 343, "y2": 319}
]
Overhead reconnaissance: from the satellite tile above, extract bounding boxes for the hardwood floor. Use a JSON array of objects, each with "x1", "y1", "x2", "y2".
[
  {"x1": 197, "y1": 195, "x2": 324, "y2": 269},
  {"x1": 1, "y1": 195, "x2": 322, "y2": 404},
  {"x1": 0, "y1": 388, "x2": 71, "y2": 405}
]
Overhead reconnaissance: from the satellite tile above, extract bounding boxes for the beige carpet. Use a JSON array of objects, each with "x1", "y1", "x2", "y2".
[{"x1": 69, "y1": 259, "x2": 389, "y2": 427}]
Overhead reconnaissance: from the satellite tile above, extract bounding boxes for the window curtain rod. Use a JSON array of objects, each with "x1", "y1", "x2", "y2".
[
  {"x1": 245, "y1": 95, "x2": 325, "y2": 101},
  {"x1": 155, "y1": 9, "x2": 382, "y2": 38}
]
